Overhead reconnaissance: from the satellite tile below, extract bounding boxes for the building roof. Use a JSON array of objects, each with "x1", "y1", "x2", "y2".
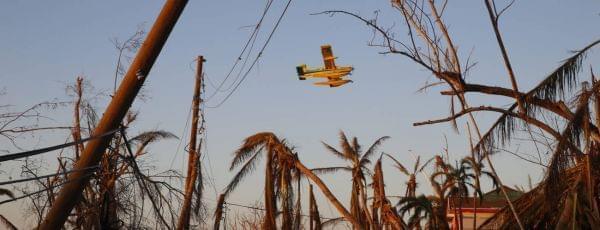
[{"x1": 448, "y1": 186, "x2": 524, "y2": 209}]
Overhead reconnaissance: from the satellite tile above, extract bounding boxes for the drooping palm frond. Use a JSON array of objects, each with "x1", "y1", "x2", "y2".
[
  {"x1": 545, "y1": 87, "x2": 592, "y2": 201},
  {"x1": 230, "y1": 132, "x2": 275, "y2": 170},
  {"x1": 130, "y1": 130, "x2": 178, "y2": 144},
  {"x1": 224, "y1": 151, "x2": 263, "y2": 197},
  {"x1": 384, "y1": 153, "x2": 410, "y2": 175},
  {"x1": 397, "y1": 195, "x2": 437, "y2": 228},
  {"x1": 528, "y1": 39, "x2": 600, "y2": 101},
  {"x1": 472, "y1": 103, "x2": 519, "y2": 157},
  {"x1": 481, "y1": 162, "x2": 600, "y2": 229},
  {"x1": 418, "y1": 156, "x2": 435, "y2": 172},
  {"x1": 473, "y1": 39, "x2": 600, "y2": 158},
  {"x1": 360, "y1": 136, "x2": 390, "y2": 163},
  {"x1": 321, "y1": 141, "x2": 347, "y2": 161},
  {"x1": 311, "y1": 166, "x2": 352, "y2": 175}
]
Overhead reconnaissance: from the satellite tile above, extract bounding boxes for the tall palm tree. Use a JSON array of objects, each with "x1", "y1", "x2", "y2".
[
  {"x1": 432, "y1": 158, "x2": 492, "y2": 230},
  {"x1": 424, "y1": 155, "x2": 454, "y2": 230},
  {"x1": 397, "y1": 195, "x2": 440, "y2": 229},
  {"x1": 313, "y1": 131, "x2": 389, "y2": 228},
  {"x1": 460, "y1": 156, "x2": 497, "y2": 229},
  {"x1": 438, "y1": 163, "x2": 474, "y2": 230},
  {"x1": 384, "y1": 153, "x2": 433, "y2": 198}
]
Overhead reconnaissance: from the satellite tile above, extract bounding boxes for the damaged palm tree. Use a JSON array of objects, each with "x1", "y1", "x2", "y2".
[
  {"x1": 385, "y1": 153, "x2": 432, "y2": 198},
  {"x1": 313, "y1": 131, "x2": 388, "y2": 229},
  {"x1": 480, "y1": 77, "x2": 600, "y2": 228},
  {"x1": 226, "y1": 132, "x2": 360, "y2": 228},
  {"x1": 371, "y1": 156, "x2": 406, "y2": 229},
  {"x1": 224, "y1": 132, "x2": 297, "y2": 229}
]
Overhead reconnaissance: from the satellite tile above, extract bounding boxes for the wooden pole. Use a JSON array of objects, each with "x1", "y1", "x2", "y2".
[
  {"x1": 177, "y1": 56, "x2": 205, "y2": 230},
  {"x1": 38, "y1": 1, "x2": 189, "y2": 228}
]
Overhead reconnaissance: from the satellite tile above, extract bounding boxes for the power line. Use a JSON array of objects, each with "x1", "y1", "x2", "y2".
[
  {"x1": 206, "y1": 0, "x2": 294, "y2": 108},
  {"x1": 169, "y1": 103, "x2": 192, "y2": 170},
  {"x1": 0, "y1": 128, "x2": 121, "y2": 162},
  {"x1": 204, "y1": 0, "x2": 275, "y2": 102},
  {"x1": 0, "y1": 166, "x2": 99, "y2": 186},
  {"x1": 0, "y1": 170, "x2": 98, "y2": 206}
]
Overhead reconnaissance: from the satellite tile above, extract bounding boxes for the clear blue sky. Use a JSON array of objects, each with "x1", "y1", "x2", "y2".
[{"x1": 1, "y1": 0, "x2": 599, "y2": 227}]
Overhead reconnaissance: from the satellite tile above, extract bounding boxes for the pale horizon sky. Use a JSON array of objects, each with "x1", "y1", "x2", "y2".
[{"x1": 1, "y1": 0, "x2": 599, "y2": 228}]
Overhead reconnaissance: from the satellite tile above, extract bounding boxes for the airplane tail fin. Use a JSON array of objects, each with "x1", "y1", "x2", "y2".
[{"x1": 296, "y1": 65, "x2": 306, "y2": 76}]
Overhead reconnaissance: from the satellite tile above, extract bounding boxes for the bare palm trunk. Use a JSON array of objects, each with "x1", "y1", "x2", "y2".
[
  {"x1": 293, "y1": 173, "x2": 302, "y2": 230},
  {"x1": 293, "y1": 159, "x2": 360, "y2": 227},
  {"x1": 350, "y1": 178, "x2": 362, "y2": 228},
  {"x1": 281, "y1": 170, "x2": 293, "y2": 230},
  {"x1": 263, "y1": 151, "x2": 277, "y2": 230},
  {"x1": 359, "y1": 177, "x2": 374, "y2": 229}
]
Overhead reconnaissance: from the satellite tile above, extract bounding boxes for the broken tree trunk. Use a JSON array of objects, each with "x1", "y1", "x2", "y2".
[{"x1": 293, "y1": 158, "x2": 360, "y2": 227}]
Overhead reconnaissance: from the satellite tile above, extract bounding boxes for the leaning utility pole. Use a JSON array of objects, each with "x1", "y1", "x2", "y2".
[
  {"x1": 39, "y1": 0, "x2": 189, "y2": 229},
  {"x1": 177, "y1": 55, "x2": 205, "y2": 230}
]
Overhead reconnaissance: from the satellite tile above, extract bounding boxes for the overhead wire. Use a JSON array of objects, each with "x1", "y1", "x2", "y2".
[
  {"x1": 169, "y1": 57, "x2": 194, "y2": 170},
  {"x1": 0, "y1": 128, "x2": 121, "y2": 162},
  {"x1": 0, "y1": 168, "x2": 98, "y2": 206},
  {"x1": 206, "y1": 0, "x2": 293, "y2": 108},
  {"x1": 199, "y1": 81, "x2": 219, "y2": 198},
  {"x1": 0, "y1": 166, "x2": 99, "y2": 186},
  {"x1": 204, "y1": 0, "x2": 275, "y2": 102}
]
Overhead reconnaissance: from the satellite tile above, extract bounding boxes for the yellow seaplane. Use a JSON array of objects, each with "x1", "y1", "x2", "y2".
[{"x1": 296, "y1": 45, "x2": 354, "y2": 87}]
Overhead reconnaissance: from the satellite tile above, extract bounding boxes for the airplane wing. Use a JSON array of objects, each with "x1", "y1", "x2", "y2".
[{"x1": 321, "y1": 45, "x2": 336, "y2": 70}]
